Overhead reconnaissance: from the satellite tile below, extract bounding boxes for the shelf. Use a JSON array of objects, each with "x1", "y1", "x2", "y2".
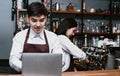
[
  {"x1": 17, "y1": 9, "x2": 82, "y2": 14},
  {"x1": 83, "y1": 32, "x2": 110, "y2": 35},
  {"x1": 112, "y1": 33, "x2": 120, "y2": 35},
  {"x1": 17, "y1": 9, "x2": 82, "y2": 15},
  {"x1": 17, "y1": 9, "x2": 27, "y2": 12},
  {"x1": 74, "y1": 32, "x2": 111, "y2": 35},
  {"x1": 111, "y1": 14, "x2": 120, "y2": 17},
  {"x1": 17, "y1": 9, "x2": 120, "y2": 17},
  {"x1": 49, "y1": 10, "x2": 82, "y2": 15},
  {"x1": 76, "y1": 32, "x2": 120, "y2": 36},
  {"x1": 83, "y1": 12, "x2": 110, "y2": 16},
  {"x1": 49, "y1": 11, "x2": 110, "y2": 16}
]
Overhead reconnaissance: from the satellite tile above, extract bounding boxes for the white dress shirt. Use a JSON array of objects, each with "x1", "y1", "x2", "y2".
[
  {"x1": 9, "y1": 28, "x2": 65, "y2": 72},
  {"x1": 58, "y1": 35, "x2": 86, "y2": 71}
]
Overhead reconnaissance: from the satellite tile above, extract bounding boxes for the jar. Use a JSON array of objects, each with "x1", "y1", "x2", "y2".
[{"x1": 66, "y1": 3, "x2": 74, "y2": 12}]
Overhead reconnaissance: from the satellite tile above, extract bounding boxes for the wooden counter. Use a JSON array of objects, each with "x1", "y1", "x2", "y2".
[
  {"x1": 62, "y1": 69, "x2": 120, "y2": 76},
  {"x1": 0, "y1": 69, "x2": 120, "y2": 76}
]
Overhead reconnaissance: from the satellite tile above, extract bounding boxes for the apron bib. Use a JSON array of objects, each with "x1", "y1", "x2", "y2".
[{"x1": 23, "y1": 29, "x2": 49, "y2": 53}]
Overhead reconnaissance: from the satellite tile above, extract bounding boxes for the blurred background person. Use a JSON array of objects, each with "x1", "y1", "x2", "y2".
[{"x1": 56, "y1": 18, "x2": 89, "y2": 72}]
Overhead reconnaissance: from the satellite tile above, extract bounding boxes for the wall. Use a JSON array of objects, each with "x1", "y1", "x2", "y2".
[{"x1": 0, "y1": 0, "x2": 14, "y2": 59}]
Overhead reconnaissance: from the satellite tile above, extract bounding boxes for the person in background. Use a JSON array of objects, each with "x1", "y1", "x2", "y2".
[
  {"x1": 9, "y1": 2, "x2": 65, "y2": 73},
  {"x1": 56, "y1": 18, "x2": 89, "y2": 72}
]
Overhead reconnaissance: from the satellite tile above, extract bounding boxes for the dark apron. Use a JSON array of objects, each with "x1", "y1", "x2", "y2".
[
  {"x1": 65, "y1": 55, "x2": 74, "y2": 72},
  {"x1": 23, "y1": 29, "x2": 49, "y2": 53}
]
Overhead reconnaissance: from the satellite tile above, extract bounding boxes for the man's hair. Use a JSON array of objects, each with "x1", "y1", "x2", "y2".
[{"x1": 27, "y1": 2, "x2": 48, "y2": 17}]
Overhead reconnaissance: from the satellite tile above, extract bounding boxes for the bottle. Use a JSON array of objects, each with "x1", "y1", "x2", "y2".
[
  {"x1": 23, "y1": 0, "x2": 28, "y2": 9},
  {"x1": 83, "y1": 2, "x2": 87, "y2": 12},
  {"x1": 55, "y1": 2, "x2": 60, "y2": 11},
  {"x1": 52, "y1": 22, "x2": 56, "y2": 32},
  {"x1": 116, "y1": 0, "x2": 119, "y2": 14},
  {"x1": 92, "y1": 37, "x2": 96, "y2": 46},
  {"x1": 66, "y1": 3, "x2": 74, "y2": 12},
  {"x1": 106, "y1": 22, "x2": 110, "y2": 33},
  {"x1": 17, "y1": 0, "x2": 23, "y2": 9},
  {"x1": 113, "y1": 2, "x2": 117, "y2": 14},
  {"x1": 100, "y1": 22, "x2": 105, "y2": 32},
  {"x1": 84, "y1": 34, "x2": 87, "y2": 47},
  {"x1": 113, "y1": 24, "x2": 118, "y2": 33},
  {"x1": 117, "y1": 35, "x2": 120, "y2": 47},
  {"x1": 118, "y1": 0, "x2": 120, "y2": 14}
]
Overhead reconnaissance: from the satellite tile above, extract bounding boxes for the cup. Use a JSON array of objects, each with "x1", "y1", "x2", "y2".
[{"x1": 90, "y1": 8, "x2": 95, "y2": 13}]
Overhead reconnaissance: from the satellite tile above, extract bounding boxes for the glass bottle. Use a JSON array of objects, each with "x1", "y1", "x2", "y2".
[
  {"x1": 55, "y1": 2, "x2": 60, "y2": 11},
  {"x1": 66, "y1": 3, "x2": 74, "y2": 12},
  {"x1": 83, "y1": 2, "x2": 87, "y2": 12}
]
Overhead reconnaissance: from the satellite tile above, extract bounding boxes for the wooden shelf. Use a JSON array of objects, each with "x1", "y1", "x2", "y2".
[
  {"x1": 17, "y1": 9, "x2": 120, "y2": 17},
  {"x1": 76, "y1": 32, "x2": 120, "y2": 35},
  {"x1": 111, "y1": 14, "x2": 120, "y2": 17},
  {"x1": 49, "y1": 10, "x2": 82, "y2": 15},
  {"x1": 83, "y1": 12, "x2": 110, "y2": 16},
  {"x1": 17, "y1": 9, "x2": 27, "y2": 12},
  {"x1": 112, "y1": 33, "x2": 120, "y2": 35},
  {"x1": 17, "y1": 9, "x2": 82, "y2": 15},
  {"x1": 49, "y1": 11, "x2": 110, "y2": 16},
  {"x1": 83, "y1": 32, "x2": 110, "y2": 35}
]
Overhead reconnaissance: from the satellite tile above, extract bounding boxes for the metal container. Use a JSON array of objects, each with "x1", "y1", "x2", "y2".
[{"x1": 55, "y1": 2, "x2": 60, "y2": 11}]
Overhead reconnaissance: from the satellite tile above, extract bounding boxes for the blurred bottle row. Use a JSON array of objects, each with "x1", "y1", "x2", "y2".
[{"x1": 112, "y1": 0, "x2": 120, "y2": 14}]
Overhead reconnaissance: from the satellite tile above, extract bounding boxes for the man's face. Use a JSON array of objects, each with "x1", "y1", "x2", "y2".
[{"x1": 28, "y1": 15, "x2": 47, "y2": 34}]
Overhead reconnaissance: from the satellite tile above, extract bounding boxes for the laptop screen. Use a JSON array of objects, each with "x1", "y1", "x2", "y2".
[{"x1": 22, "y1": 53, "x2": 62, "y2": 76}]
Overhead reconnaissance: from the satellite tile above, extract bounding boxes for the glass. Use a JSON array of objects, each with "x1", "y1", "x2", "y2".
[{"x1": 84, "y1": 20, "x2": 101, "y2": 33}]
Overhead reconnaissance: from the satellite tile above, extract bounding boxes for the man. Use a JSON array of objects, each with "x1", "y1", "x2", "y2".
[{"x1": 9, "y1": 2, "x2": 64, "y2": 72}]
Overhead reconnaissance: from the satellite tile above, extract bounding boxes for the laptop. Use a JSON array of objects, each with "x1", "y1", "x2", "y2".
[{"x1": 22, "y1": 53, "x2": 62, "y2": 76}]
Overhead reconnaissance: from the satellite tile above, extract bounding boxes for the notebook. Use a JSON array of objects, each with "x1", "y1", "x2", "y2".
[{"x1": 22, "y1": 53, "x2": 62, "y2": 76}]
